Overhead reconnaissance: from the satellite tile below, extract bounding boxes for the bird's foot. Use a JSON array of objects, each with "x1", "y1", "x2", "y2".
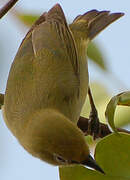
[{"x1": 88, "y1": 108, "x2": 101, "y2": 140}]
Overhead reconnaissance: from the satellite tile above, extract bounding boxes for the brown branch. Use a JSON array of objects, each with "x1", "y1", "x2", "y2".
[
  {"x1": 0, "y1": 93, "x2": 4, "y2": 109},
  {"x1": 0, "y1": 0, "x2": 19, "y2": 19},
  {"x1": 77, "y1": 116, "x2": 130, "y2": 138}
]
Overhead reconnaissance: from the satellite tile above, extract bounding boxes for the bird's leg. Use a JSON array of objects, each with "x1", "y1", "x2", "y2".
[
  {"x1": 0, "y1": 94, "x2": 4, "y2": 109},
  {"x1": 87, "y1": 87, "x2": 101, "y2": 140},
  {"x1": 77, "y1": 87, "x2": 101, "y2": 139},
  {"x1": 77, "y1": 116, "x2": 89, "y2": 134}
]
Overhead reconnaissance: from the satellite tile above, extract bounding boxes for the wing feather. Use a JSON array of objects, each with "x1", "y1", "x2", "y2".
[{"x1": 32, "y1": 4, "x2": 79, "y2": 80}]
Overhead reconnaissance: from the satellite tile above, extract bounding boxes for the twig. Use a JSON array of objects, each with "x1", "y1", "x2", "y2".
[
  {"x1": 0, "y1": 0, "x2": 19, "y2": 19},
  {"x1": 88, "y1": 87, "x2": 97, "y2": 112},
  {"x1": 0, "y1": 93, "x2": 4, "y2": 109},
  {"x1": 77, "y1": 116, "x2": 130, "y2": 138}
]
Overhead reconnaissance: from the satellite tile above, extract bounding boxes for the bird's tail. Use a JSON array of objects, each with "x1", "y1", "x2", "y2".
[{"x1": 73, "y1": 10, "x2": 124, "y2": 40}]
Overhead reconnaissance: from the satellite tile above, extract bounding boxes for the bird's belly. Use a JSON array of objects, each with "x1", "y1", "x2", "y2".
[
  {"x1": 4, "y1": 54, "x2": 88, "y2": 136},
  {"x1": 4, "y1": 61, "x2": 80, "y2": 136}
]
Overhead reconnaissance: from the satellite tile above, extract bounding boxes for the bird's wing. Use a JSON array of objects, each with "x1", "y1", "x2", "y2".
[
  {"x1": 19, "y1": 12, "x2": 47, "y2": 49},
  {"x1": 32, "y1": 4, "x2": 79, "y2": 80}
]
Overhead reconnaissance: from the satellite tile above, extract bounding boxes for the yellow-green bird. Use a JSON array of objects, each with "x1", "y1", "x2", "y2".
[{"x1": 1, "y1": 4, "x2": 123, "y2": 173}]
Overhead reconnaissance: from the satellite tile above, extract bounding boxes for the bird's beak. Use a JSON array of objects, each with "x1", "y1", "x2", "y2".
[{"x1": 81, "y1": 155, "x2": 105, "y2": 174}]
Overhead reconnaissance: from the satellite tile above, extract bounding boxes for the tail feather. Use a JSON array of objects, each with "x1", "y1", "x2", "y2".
[
  {"x1": 73, "y1": 9, "x2": 99, "y2": 22},
  {"x1": 88, "y1": 11, "x2": 124, "y2": 39},
  {"x1": 73, "y1": 10, "x2": 124, "y2": 40}
]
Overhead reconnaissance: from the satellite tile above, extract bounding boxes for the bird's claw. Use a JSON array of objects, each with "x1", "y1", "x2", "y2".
[{"x1": 88, "y1": 109, "x2": 101, "y2": 140}]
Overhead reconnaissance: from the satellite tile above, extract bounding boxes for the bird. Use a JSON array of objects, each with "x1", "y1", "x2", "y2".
[{"x1": 1, "y1": 3, "x2": 124, "y2": 174}]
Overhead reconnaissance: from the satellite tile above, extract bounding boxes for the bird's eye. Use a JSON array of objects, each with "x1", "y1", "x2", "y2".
[{"x1": 54, "y1": 154, "x2": 67, "y2": 164}]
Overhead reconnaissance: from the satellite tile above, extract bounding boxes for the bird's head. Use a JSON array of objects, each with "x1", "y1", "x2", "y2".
[{"x1": 21, "y1": 108, "x2": 104, "y2": 174}]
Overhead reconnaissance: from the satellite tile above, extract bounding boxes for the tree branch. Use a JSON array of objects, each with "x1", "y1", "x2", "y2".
[
  {"x1": 0, "y1": 93, "x2": 4, "y2": 109},
  {"x1": 77, "y1": 116, "x2": 130, "y2": 138},
  {"x1": 0, "y1": 0, "x2": 19, "y2": 19}
]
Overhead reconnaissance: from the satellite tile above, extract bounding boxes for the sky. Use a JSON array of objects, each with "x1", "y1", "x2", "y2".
[{"x1": 0, "y1": 0, "x2": 130, "y2": 180}]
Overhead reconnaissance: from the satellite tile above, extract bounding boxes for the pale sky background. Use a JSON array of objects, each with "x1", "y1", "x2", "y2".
[{"x1": 0, "y1": 0, "x2": 130, "y2": 180}]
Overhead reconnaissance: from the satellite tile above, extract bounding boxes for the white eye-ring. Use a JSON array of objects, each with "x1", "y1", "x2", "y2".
[{"x1": 54, "y1": 154, "x2": 68, "y2": 164}]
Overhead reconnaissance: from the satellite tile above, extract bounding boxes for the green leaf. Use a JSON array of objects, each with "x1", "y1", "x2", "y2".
[
  {"x1": 81, "y1": 83, "x2": 130, "y2": 130},
  {"x1": 17, "y1": 13, "x2": 40, "y2": 26},
  {"x1": 59, "y1": 133, "x2": 130, "y2": 180},
  {"x1": 105, "y1": 91, "x2": 130, "y2": 132},
  {"x1": 115, "y1": 106, "x2": 130, "y2": 127},
  {"x1": 87, "y1": 41, "x2": 107, "y2": 71},
  {"x1": 105, "y1": 95, "x2": 119, "y2": 133},
  {"x1": 95, "y1": 133, "x2": 130, "y2": 178},
  {"x1": 59, "y1": 165, "x2": 123, "y2": 180},
  {"x1": 118, "y1": 91, "x2": 130, "y2": 106}
]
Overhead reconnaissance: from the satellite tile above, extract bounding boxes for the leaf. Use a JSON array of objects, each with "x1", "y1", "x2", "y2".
[
  {"x1": 95, "y1": 133, "x2": 130, "y2": 178},
  {"x1": 81, "y1": 83, "x2": 130, "y2": 131},
  {"x1": 105, "y1": 91, "x2": 130, "y2": 132},
  {"x1": 17, "y1": 13, "x2": 40, "y2": 26},
  {"x1": 114, "y1": 106, "x2": 130, "y2": 127},
  {"x1": 118, "y1": 91, "x2": 130, "y2": 106},
  {"x1": 59, "y1": 166, "x2": 123, "y2": 180},
  {"x1": 87, "y1": 41, "x2": 107, "y2": 71},
  {"x1": 59, "y1": 133, "x2": 130, "y2": 180},
  {"x1": 105, "y1": 95, "x2": 119, "y2": 133}
]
